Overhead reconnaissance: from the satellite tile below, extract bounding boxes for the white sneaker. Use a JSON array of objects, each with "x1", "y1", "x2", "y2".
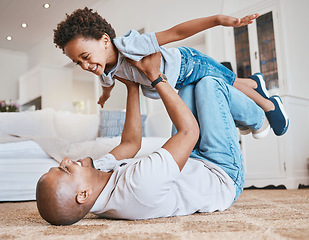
[{"x1": 252, "y1": 118, "x2": 270, "y2": 139}]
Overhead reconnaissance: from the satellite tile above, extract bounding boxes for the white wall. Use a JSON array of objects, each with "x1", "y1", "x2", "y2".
[
  {"x1": 19, "y1": 65, "x2": 73, "y2": 111},
  {"x1": 27, "y1": 37, "x2": 71, "y2": 69},
  {"x1": 72, "y1": 80, "x2": 96, "y2": 114},
  {"x1": 0, "y1": 49, "x2": 28, "y2": 102},
  {"x1": 278, "y1": 0, "x2": 309, "y2": 98},
  {"x1": 93, "y1": 0, "x2": 222, "y2": 36}
]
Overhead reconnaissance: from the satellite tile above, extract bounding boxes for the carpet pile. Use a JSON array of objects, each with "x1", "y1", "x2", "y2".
[{"x1": 1, "y1": 189, "x2": 308, "y2": 240}]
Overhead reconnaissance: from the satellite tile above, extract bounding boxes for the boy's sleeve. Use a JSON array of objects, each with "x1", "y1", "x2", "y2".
[
  {"x1": 93, "y1": 153, "x2": 118, "y2": 172},
  {"x1": 113, "y1": 30, "x2": 160, "y2": 61},
  {"x1": 99, "y1": 74, "x2": 115, "y2": 87}
]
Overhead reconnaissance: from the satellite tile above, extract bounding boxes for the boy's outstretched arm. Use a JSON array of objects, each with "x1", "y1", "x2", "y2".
[
  {"x1": 155, "y1": 13, "x2": 259, "y2": 46},
  {"x1": 127, "y1": 53, "x2": 199, "y2": 171}
]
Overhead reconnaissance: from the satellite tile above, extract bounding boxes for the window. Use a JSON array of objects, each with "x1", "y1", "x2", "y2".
[
  {"x1": 233, "y1": 11, "x2": 279, "y2": 91},
  {"x1": 234, "y1": 26, "x2": 251, "y2": 78},
  {"x1": 256, "y1": 12, "x2": 279, "y2": 89}
]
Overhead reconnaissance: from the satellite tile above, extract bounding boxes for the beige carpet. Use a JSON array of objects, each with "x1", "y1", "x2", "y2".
[{"x1": 1, "y1": 189, "x2": 308, "y2": 240}]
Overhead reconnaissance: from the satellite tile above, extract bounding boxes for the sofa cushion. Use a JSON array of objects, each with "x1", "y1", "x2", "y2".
[
  {"x1": 99, "y1": 110, "x2": 146, "y2": 137},
  {"x1": 0, "y1": 108, "x2": 56, "y2": 138},
  {"x1": 144, "y1": 109, "x2": 172, "y2": 138},
  {"x1": 53, "y1": 110, "x2": 99, "y2": 143},
  {"x1": 0, "y1": 108, "x2": 100, "y2": 144}
]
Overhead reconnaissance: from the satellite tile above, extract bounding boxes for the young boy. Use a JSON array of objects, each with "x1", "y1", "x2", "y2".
[{"x1": 54, "y1": 7, "x2": 288, "y2": 137}]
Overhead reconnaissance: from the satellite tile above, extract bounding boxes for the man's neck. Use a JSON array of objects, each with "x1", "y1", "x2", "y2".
[
  {"x1": 88, "y1": 170, "x2": 113, "y2": 213},
  {"x1": 97, "y1": 171, "x2": 113, "y2": 196}
]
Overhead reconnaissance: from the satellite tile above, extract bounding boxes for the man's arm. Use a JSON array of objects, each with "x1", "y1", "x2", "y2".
[
  {"x1": 108, "y1": 77, "x2": 142, "y2": 160},
  {"x1": 127, "y1": 53, "x2": 199, "y2": 171},
  {"x1": 155, "y1": 13, "x2": 259, "y2": 46}
]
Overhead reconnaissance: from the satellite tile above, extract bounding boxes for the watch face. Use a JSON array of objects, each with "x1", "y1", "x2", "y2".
[{"x1": 162, "y1": 74, "x2": 167, "y2": 80}]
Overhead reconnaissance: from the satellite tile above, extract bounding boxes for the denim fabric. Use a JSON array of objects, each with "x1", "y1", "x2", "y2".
[
  {"x1": 175, "y1": 47, "x2": 236, "y2": 90},
  {"x1": 175, "y1": 77, "x2": 265, "y2": 201}
]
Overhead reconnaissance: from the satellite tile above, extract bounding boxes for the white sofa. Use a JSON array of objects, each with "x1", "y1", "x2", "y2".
[{"x1": 0, "y1": 108, "x2": 170, "y2": 201}]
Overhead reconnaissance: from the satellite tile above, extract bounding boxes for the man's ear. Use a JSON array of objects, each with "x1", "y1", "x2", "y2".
[{"x1": 76, "y1": 189, "x2": 93, "y2": 204}]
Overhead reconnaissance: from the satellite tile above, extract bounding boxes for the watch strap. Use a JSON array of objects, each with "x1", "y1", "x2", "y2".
[{"x1": 151, "y1": 74, "x2": 167, "y2": 88}]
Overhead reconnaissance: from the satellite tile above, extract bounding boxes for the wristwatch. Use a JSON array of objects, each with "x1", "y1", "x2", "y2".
[{"x1": 151, "y1": 73, "x2": 167, "y2": 88}]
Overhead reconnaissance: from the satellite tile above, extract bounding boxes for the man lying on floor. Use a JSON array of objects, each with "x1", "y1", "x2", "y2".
[{"x1": 36, "y1": 52, "x2": 268, "y2": 225}]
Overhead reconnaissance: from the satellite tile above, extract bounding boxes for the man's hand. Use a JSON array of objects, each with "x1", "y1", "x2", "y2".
[
  {"x1": 114, "y1": 76, "x2": 140, "y2": 88},
  {"x1": 220, "y1": 13, "x2": 259, "y2": 28},
  {"x1": 126, "y1": 52, "x2": 162, "y2": 82}
]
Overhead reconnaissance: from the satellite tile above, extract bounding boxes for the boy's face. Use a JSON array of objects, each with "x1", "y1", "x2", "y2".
[{"x1": 64, "y1": 35, "x2": 110, "y2": 76}]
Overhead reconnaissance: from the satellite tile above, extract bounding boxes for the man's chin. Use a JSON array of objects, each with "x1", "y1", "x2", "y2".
[
  {"x1": 88, "y1": 157, "x2": 95, "y2": 168},
  {"x1": 80, "y1": 157, "x2": 95, "y2": 168}
]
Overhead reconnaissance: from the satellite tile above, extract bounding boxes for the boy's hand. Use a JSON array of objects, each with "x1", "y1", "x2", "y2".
[
  {"x1": 97, "y1": 93, "x2": 110, "y2": 108},
  {"x1": 220, "y1": 13, "x2": 259, "y2": 28},
  {"x1": 97, "y1": 83, "x2": 115, "y2": 108}
]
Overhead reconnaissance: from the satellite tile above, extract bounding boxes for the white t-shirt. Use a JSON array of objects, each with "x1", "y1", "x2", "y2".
[
  {"x1": 90, "y1": 148, "x2": 236, "y2": 220},
  {"x1": 100, "y1": 30, "x2": 181, "y2": 99}
]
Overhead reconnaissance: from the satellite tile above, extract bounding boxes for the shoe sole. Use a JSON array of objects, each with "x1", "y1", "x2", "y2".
[{"x1": 253, "y1": 125, "x2": 270, "y2": 139}]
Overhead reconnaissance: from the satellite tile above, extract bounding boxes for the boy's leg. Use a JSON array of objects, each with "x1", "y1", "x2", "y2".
[
  {"x1": 234, "y1": 73, "x2": 289, "y2": 136},
  {"x1": 175, "y1": 47, "x2": 236, "y2": 90},
  {"x1": 186, "y1": 76, "x2": 265, "y2": 200},
  {"x1": 233, "y1": 80, "x2": 273, "y2": 112}
]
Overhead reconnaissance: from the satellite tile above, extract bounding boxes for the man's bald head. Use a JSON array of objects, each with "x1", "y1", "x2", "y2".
[
  {"x1": 36, "y1": 172, "x2": 84, "y2": 225},
  {"x1": 36, "y1": 157, "x2": 105, "y2": 225}
]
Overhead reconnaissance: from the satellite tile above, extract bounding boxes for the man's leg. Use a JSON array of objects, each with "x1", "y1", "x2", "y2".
[
  {"x1": 179, "y1": 76, "x2": 265, "y2": 200},
  {"x1": 173, "y1": 84, "x2": 201, "y2": 151}
]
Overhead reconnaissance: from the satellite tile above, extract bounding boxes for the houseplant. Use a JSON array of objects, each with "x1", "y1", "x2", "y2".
[{"x1": 0, "y1": 100, "x2": 19, "y2": 112}]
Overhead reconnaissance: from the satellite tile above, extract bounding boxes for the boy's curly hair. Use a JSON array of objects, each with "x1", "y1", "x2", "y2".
[{"x1": 54, "y1": 7, "x2": 116, "y2": 52}]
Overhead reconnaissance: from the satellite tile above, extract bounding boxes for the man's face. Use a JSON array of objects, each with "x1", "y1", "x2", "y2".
[
  {"x1": 45, "y1": 157, "x2": 98, "y2": 191},
  {"x1": 64, "y1": 35, "x2": 109, "y2": 76}
]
